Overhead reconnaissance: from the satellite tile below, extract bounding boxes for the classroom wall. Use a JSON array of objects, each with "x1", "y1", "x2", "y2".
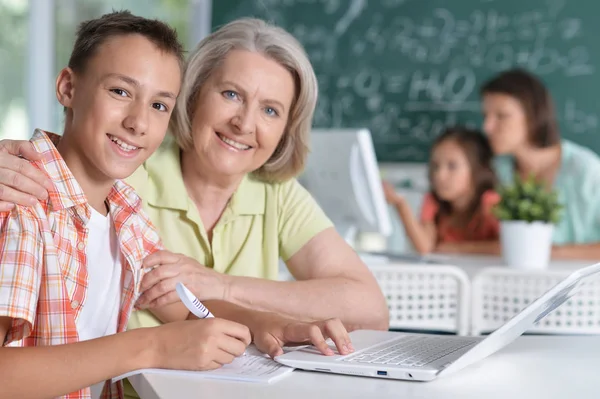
[{"x1": 213, "y1": 0, "x2": 600, "y2": 163}]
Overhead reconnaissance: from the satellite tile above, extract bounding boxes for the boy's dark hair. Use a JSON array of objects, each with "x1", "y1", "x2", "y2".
[
  {"x1": 428, "y1": 127, "x2": 497, "y2": 238},
  {"x1": 68, "y1": 10, "x2": 185, "y2": 74},
  {"x1": 480, "y1": 68, "x2": 560, "y2": 148}
]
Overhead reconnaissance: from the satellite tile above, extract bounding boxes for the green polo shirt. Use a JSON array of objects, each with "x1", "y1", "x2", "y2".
[
  {"x1": 124, "y1": 137, "x2": 334, "y2": 329},
  {"x1": 494, "y1": 139, "x2": 600, "y2": 245}
]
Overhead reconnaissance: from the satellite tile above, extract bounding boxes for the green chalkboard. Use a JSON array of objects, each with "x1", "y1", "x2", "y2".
[{"x1": 213, "y1": 0, "x2": 599, "y2": 162}]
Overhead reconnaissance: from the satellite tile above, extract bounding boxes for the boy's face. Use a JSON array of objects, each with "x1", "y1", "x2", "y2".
[{"x1": 56, "y1": 34, "x2": 181, "y2": 181}]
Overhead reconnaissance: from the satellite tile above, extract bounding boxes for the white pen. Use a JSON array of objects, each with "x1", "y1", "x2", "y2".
[{"x1": 176, "y1": 282, "x2": 214, "y2": 319}]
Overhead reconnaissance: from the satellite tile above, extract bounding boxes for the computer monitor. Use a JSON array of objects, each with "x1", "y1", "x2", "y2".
[{"x1": 299, "y1": 128, "x2": 393, "y2": 248}]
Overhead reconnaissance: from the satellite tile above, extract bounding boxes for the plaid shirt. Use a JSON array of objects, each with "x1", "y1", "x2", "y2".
[{"x1": 0, "y1": 130, "x2": 163, "y2": 399}]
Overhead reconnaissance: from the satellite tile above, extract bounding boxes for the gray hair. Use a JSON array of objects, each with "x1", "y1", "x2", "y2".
[{"x1": 170, "y1": 18, "x2": 318, "y2": 182}]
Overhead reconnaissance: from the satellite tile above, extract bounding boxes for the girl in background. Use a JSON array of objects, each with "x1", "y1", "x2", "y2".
[{"x1": 383, "y1": 127, "x2": 500, "y2": 255}]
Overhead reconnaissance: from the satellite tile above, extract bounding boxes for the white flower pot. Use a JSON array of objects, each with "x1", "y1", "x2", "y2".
[{"x1": 500, "y1": 221, "x2": 554, "y2": 270}]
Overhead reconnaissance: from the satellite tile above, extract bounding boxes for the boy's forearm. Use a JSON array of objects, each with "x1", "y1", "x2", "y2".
[{"x1": 0, "y1": 328, "x2": 156, "y2": 399}]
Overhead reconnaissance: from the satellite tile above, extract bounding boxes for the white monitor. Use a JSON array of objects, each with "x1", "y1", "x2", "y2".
[{"x1": 299, "y1": 128, "x2": 393, "y2": 247}]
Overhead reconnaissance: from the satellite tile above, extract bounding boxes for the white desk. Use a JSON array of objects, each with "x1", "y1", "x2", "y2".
[
  {"x1": 412, "y1": 254, "x2": 591, "y2": 278},
  {"x1": 130, "y1": 335, "x2": 600, "y2": 399}
]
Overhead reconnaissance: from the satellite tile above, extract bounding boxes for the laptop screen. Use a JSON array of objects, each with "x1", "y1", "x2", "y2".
[{"x1": 439, "y1": 262, "x2": 600, "y2": 376}]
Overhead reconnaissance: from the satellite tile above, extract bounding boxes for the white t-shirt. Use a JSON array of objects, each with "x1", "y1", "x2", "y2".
[{"x1": 76, "y1": 207, "x2": 123, "y2": 399}]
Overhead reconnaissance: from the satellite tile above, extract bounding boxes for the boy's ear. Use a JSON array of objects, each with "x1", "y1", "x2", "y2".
[{"x1": 55, "y1": 67, "x2": 77, "y2": 108}]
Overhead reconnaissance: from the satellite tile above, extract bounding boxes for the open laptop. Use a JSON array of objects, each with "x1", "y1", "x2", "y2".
[{"x1": 275, "y1": 262, "x2": 600, "y2": 381}]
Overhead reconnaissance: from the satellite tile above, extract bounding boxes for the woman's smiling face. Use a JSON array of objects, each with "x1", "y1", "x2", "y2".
[{"x1": 187, "y1": 49, "x2": 296, "y2": 180}]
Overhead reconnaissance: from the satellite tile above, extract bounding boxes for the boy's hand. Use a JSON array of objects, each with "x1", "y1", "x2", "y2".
[
  {"x1": 249, "y1": 312, "x2": 354, "y2": 358},
  {"x1": 155, "y1": 318, "x2": 251, "y2": 371},
  {"x1": 0, "y1": 139, "x2": 52, "y2": 210}
]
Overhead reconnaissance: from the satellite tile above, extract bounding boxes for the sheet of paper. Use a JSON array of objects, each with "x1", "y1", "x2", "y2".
[{"x1": 112, "y1": 346, "x2": 295, "y2": 384}]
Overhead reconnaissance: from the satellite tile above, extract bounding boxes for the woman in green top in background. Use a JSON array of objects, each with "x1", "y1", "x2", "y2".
[
  {"x1": 0, "y1": 18, "x2": 389, "y2": 349},
  {"x1": 480, "y1": 68, "x2": 600, "y2": 259}
]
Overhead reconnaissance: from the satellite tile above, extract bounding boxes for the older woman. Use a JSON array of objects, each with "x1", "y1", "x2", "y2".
[
  {"x1": 480, "y1": 68, "x2": 600, "y2": 259},
  {"x1": 0, "y1": 17, "x2": 388, "y2": 345}
]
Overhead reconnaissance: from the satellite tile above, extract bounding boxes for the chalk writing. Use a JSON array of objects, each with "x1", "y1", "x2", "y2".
[{"x1": 216, "y1": 0, "x2": 599, "y2": 162}]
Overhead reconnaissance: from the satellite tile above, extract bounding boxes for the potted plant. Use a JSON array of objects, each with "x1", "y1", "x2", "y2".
[{"x1": 493, "y1": 174, "x2": 562, "y2": 269}]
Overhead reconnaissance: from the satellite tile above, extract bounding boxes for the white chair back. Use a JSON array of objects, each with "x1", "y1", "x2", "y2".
[
  {"x1": 369, "y1": 264, "x2": 471, "y2": 335},
  {"x1": 471, "y1": 267, "x2": 600, "y2": 335}
]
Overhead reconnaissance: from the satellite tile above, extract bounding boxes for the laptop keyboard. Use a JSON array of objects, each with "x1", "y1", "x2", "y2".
[{"x1": 342, "y1": 335, "x2": 476, "y2": 367}]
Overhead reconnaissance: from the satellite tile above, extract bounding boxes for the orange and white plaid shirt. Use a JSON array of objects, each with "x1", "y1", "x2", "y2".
[{"x1": 0, "y1": 130, "x2": 163, "y2": 399}]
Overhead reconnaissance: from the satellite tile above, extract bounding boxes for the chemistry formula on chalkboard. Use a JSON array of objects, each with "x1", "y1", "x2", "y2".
[{"x1": 214, "y1": 0, "x2": 599, "y2": 162}]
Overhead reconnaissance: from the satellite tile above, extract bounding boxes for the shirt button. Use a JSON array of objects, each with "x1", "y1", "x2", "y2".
[
  {"x1": 71, "y1": 300, "x2": 80, "y2": 309},
  {"x1": 77, "y1": 242, "x2": 85, "y2": 251}
]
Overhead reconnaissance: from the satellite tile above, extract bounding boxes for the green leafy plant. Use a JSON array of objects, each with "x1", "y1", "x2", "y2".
[{"x1": 493, "y1": 174, "x2": 562, "y2": 224}]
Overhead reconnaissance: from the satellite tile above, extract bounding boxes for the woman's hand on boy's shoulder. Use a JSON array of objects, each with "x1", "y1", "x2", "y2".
[
  {"x1": 0, "y1": 139, "x2": 52, "y2": 210},
  {"x1": 248, "y1": 312, "x2": 354, "y2": 359},
  {"x1": 137, "y1": 250, "x2": 229, "y2": 309}
]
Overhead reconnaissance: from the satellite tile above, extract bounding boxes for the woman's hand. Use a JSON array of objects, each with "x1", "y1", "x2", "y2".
[
  {"x1": 136, "y1": 250, "x2": 229, "y2": 309},
  {"x1": 248, "y1": 312, "x2": 354, "y2": 358},
  {"x1": 0, "y1": 139, "x2": 53, "y2": 210}
]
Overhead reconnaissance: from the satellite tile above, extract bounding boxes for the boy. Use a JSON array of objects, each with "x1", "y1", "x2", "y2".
[{"x1": 0, "y1": 11, "x2": 250, "y2": 399}]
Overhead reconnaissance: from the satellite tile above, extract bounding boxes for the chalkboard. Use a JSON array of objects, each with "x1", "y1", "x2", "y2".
[{"x1": 212, "y1": 0, "x2": 599, "y2": 162}]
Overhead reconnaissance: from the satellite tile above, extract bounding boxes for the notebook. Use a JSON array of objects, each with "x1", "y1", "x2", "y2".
[{"x1": 112, "y1": 346, "x2": 294, "y2": 384}]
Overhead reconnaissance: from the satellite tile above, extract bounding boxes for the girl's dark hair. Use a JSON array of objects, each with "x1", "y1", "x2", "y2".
[
  {"x1": 429, "y1": 127, "x2": 497, "y2": 237},
  {"x1": 480, "y1": 68, "x2": 560, "y2": 148}
]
